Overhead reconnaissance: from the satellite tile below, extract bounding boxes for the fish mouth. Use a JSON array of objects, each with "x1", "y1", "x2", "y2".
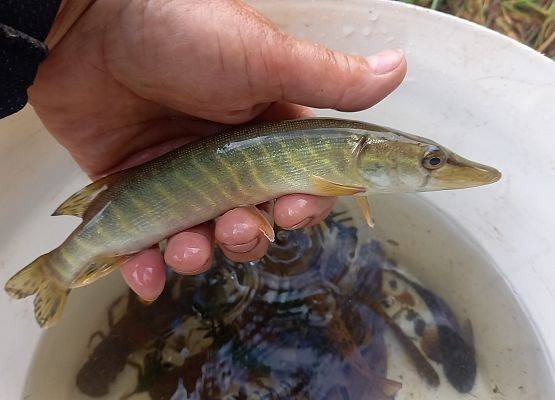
[
  {"x1": 429, "y1": 155, "x2": 501, "y2": 190},
  {"x1": 471, "y1": 163, "x2": 502, "y2": 184}
]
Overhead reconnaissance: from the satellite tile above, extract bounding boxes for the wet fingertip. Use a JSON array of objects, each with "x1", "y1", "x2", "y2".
[
  {"x1": 220, "y1": 237, "x2": 260, "y2": 254},
  {"x1": 121, "y1": 250, "x2": 166, "y2": 302},
  {"x1": 284, "y1": 217, "x2": 313, "y2": 230},
  {"x1": 220, "y1": 236, "x2": 269, "y2": 263},
  {"x1": 176, "y1": 255, "x2": 213, "y2": 276},
  {"x1": 164, "y1": 231, "x2": 212, "y2": 273},
  {"x1": 215, "y1": 207, "x2": 269, "y2": 245},
  {"x1": 308, "y1": 202, "x2": 335, "y2": 226}
]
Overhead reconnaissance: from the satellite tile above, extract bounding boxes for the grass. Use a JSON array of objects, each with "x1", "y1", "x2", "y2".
[{"x1": 396, "y1": 0, "x2": 555, "y2": 59}]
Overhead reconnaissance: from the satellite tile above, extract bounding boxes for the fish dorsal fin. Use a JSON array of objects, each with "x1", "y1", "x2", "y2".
[
  {"x1": 52, "y1": 175, "x2": 116, "y2": 218},
  {"x1": 312, "y1": 176, "x2": 366, "y2": 196}
]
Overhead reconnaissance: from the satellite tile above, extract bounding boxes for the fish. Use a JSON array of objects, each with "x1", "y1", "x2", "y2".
[{"x1": 4, "y1": 117, "x2": 501, "y2": 328}]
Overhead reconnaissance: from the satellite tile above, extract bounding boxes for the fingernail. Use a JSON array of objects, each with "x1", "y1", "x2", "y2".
[
  {"x1": 366, "y1": 49, "x2": 404, "y2": 75},
  {"x1": 138, "y1": 297, "x2": 154, "y2": 305},
  {"x1": 223, "y1": 237, "x2": 260, "y2": 253},
  {"x1": 179, "y1": 258, "x2": 212, "y2": 276},
  {"x1": 286, "y1": 217, "x2": 312, "y2": 230}
]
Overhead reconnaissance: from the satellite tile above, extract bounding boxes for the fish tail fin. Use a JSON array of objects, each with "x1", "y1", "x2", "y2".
[
  {"x1": 34, "y1": 280, "x2": 69, "y2": 328},
  {"x1": 5, "y1": 254, "x2": 69, "y2": 328},
  {"x1": 5, "y1": 255, "x2": 48, "y2": 299}
]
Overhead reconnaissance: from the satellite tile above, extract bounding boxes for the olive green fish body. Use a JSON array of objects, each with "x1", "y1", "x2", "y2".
[
  {"x1": 58, "y1": 125, "x2": 362, "y2": 281},
  {"x1": 4, "y1": 118, "x2": 501, "y2": 327}
]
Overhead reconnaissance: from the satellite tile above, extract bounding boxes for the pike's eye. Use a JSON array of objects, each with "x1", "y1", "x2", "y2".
[{"x1": 422, "y1": 146, "x2": 446, "y2": 170}]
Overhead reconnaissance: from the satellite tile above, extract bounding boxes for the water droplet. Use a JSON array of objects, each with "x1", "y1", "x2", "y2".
[
  {"x1": 386, "y1": 36, "x2": 395, "y2": 43},
  {"x1": 342, "y1": 25, "x2": 356, "y2": 37},
  {"x1": 369, "y1": 13, "x2": 379, "y2": 22},
  {"x1": 320, "y1": 15, "x2": 330, "y2": 22},
  {"x1": 362, "y1": 27, "x2": 372, "y2": 36}
]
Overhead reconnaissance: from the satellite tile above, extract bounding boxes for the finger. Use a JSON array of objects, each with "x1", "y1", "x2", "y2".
[
  {"x1": 87, "y1": 118, "x2": 225, "y2": 179},
  {"x1": 121, "y1": 248, "x2": 166, "y2": 302},
  {"x1": 46, "y1": 0, "x2": 95, "y2": 48},
  {"x1": 257, "y1": 200, "x2": 275, "y2": 218},
  {"x1": 164, "y1": 223, "x2": 214, "y2": 275},
  {"x1": 236, "y1": 3, "x2": 407, "y2": 111},
  {"x1": 220, "y1": 235, "x2": 269, "y2": 263},
  {"x1": 215, "y1": 206, "x2": 272, "y2": 262},
  {"x1": 274, "y1": 194, "x2": 336, "y2": 230},
  {"x1": 270, "y1": 43, "x2": 407, "y2": 111},
  {"x1": 256, "y1": 101, "x2": 315, "y2": 122},
  {"x1": 237, "y1": 5, "x2": 407, "y2": 112},
  {"x1": 112, "y1": 1, "x2": 406, "y2": 124}
]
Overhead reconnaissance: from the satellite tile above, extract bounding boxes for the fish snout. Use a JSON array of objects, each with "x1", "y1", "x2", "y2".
[{"x1": 429, "y1": 154, "x2": 501, "y2": 190}]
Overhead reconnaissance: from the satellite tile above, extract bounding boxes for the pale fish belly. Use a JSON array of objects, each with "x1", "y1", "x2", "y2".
[{"x1": 71, "y1": 185, "x2": 282, "y2": 261}]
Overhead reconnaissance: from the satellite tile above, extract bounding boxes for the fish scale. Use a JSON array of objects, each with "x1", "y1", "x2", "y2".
[{"x1": 4, "y1": 117, "x2": 501, "y2": 327}]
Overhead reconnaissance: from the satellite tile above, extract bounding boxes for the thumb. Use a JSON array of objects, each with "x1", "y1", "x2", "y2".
[
  {"x1": 231, "y1": 1, "x2": 407, "y2": 114},
  {"x1": 264, "y1": 34, "x2": 407, "y2": 111},
  {"x1": 110, "y1": 0, "x2": 406, "y2": 122}
]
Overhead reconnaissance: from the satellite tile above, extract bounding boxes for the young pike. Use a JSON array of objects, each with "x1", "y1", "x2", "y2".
[{"x1": 5, "y1": 118, "x2": 500, "y2": 327}]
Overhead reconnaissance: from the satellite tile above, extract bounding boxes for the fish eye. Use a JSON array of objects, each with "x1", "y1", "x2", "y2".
[{"x1": 422, "y1": 146, "x2": 446, "y2": 170}]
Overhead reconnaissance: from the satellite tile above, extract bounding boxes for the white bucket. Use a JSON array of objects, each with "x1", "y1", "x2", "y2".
[{"x1": 1, "y1": 1, "x2": 554, "y2": 399}]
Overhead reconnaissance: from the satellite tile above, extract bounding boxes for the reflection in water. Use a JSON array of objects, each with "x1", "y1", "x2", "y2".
[{"x1": 76, "y1": 212, "x2": 476, "y2": 399}]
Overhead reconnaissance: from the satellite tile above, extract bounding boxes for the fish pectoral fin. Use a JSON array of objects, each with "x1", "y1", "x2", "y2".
[
  {"x1": 71, "y1": 255, "x2": 129, "y2": 288},
  {"x1": 355, "y1": 196, "x2": 375, "y2": 228},
  {"x1": 311, "y1": 176, "x2": 366, "y2": 196},
  {"x1": 52, "y1": 174, "x2": 118, "y2": 218}
]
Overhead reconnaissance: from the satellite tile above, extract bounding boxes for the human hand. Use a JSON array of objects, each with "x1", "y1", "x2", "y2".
[{"x1": 30, "y1": 0, "x2": 406, "y2": 301}]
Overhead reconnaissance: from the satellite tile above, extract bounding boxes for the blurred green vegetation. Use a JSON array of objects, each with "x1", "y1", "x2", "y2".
[{"x1": 397, "y1": 0, "x2": 554, "y2": 59}]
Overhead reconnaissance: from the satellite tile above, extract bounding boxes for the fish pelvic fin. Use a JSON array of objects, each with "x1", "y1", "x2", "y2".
[
  {"x1": 52, "y1": 174, "x2": 118, "y2": 218},
  {"x1": 71, "y1": 255, "x2": 129, "y2": 288},
  {"x1": 355, "y1": 196, "x2": 375, "y2": 228},
  {"x1": 311, "y1": 176, "x2": 366, "y2": 196},
  {"x1": 5, "y1": 254, "x2": 69, "y2": 328}
]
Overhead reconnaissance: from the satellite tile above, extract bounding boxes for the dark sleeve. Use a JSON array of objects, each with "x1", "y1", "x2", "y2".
[{"x1": 0, "y1": 0, "x2": 62, "y2": 119}]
